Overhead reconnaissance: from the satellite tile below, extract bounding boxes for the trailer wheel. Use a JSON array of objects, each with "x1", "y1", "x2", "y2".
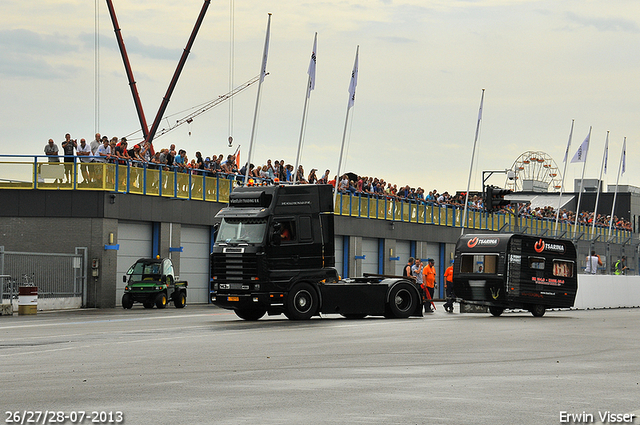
[
  {"x1": 122, "y1": 293, "x2": 134, "y2": 309},
  {"x1": 388, "y1": 283, "x2": 417, "y2": 318},
  {"x1": 530, "y1": 305, "x2": 546, "y2": 317},
  {"x1": 235, "y1": 309, "x2": 266, "y2": 321},
  {"x1": 489, "y1": 306, "x2": 504, "y2": 317},
  {"x1": 143, "y1": 300, "x2": 154, "y2": 309},
  {"x1": 174, "y1": 291, "x2": 186, "y2": 308},
  {"x1": 285, "y1": 283, "x2": 318, "y2": 320},
  {"x1": 155, "y1": 292, "x2": 167, "y2": 309}
]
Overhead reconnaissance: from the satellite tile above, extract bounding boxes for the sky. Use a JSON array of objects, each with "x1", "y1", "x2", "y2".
[{"x1": 1, "y1": 0, "x2": 640, "y2": 195}]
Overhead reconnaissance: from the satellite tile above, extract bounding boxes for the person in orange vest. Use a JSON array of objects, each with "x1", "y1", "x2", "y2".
[
  {"x1": 443, "y1": 261, "x2": 454, "y2": 313},
  {"x1": 422, "y1": 258, "x2": 436, "y2": 312}
]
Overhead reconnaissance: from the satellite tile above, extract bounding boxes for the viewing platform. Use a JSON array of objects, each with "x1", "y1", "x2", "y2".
[{"x1": 0, "y1": 154, "x2": 631, "y2": 243}]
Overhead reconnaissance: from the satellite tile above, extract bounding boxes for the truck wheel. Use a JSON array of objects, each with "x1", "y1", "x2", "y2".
[
  {"x1": 143, "y1": 301, "x2": 154, "y2": 309},
  {"x1": 235, "y1": 309, "x2": 266, "y2": 321},
  {"x1": 388, "y1": 283, "x2": 417, "y2": 318},
  {"x1": 489, "y1": 306, "x2": 504, "y2": 317},
  {"x1": 155, "y1": 292, "x2": 167, "y2": 309},
  {"x1": 530, "y1": 305, "x2": 546, "y2": 317},
  {"x1": 122, "y1": 293, "x2": 134, "y2": 309},
  {"x1": 285, "y1": 283, "x2": 318, "y2": 320},
  {"x1": 174, "y1": 291, "x2": 186, "y2": 309}
]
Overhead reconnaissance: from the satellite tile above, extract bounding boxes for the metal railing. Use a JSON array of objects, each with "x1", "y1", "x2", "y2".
[
  {"x1": 0, "y1": 155, "x2": 632, "y2": 242},
  {"x1": 0, "y1": 246, "x2": 86, "y2": 300}
]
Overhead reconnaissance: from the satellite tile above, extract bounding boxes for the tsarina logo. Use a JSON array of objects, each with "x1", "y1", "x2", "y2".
[
  {"x1": 534, "y1": 238, "x2": 565, "y2": 254},
  {"x1": 467, "y1": 237, "x2": 499, "y2": 248}
]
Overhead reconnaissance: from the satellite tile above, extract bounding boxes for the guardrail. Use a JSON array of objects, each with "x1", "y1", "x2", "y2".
[{"x1": 0, "y1": 155, "x2": 631, "y2": 242}]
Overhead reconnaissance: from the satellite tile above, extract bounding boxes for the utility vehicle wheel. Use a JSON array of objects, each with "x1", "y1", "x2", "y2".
[
  {"x1": 174, "y1": 291, "x2": 186, "y2": 309},
  {"x1": 530, "y1": 305, "x2": 546, "y2": 317},
  {"x1": 122, "y1": 293, "x2": 134, "y2": 309},
  {"x1": 143, "y1": 301, "x2": 154, "y2": 309},
  {"x1": 285, "y1": 283, "x2": 318, "y2": 320},
  {"x1": 235, "y1": 309, "x2": 266, "y2": 321},
  {"x1": 489, "y1": 306, "x2": 504, "y2": 317},
  {"x1": 388, "y1": 283, "x2": 417, "y2": 318},
  {"x1": 155, "y1": 292, "x2": 167, "y2": 309}
]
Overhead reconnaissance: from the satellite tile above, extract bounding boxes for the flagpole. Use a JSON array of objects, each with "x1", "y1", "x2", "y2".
[
  {"x1": 608, "y1": 137, "x2": 626, "y2": 240},
  {"x1": 245, "y1": 13, "x2": 271, "y2": 185},
  {"x1": 591, "y1": 131, "x2": 608, "y2": 236},
  {"x1": 294, "y1": 32, "x2": 317, "y2": 184},
  {"x1": 573, "y1": 126, "x2": 591, "y2": 240},
  {"x1": 461, "y1": 89, "x2": 484, "y2": 236},
  {"x1": 333, "y1": 45, "x2": 358, "y2": 210},
  {"x1": 555, "y1": 119, "x2": 574, "y2": 237}
]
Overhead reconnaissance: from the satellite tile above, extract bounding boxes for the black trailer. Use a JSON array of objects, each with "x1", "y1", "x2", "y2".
[
  {"x1": 453, "y1": 234, "x2": 577, "y2": 317},
  {"x1": 210, "y1": 184, "x2": 423, "y2": 320}
]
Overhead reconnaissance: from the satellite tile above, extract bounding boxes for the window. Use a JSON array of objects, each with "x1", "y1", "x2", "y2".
[
  {"x1": 529, "y1": 257, "x2": 545, "y2": 270},
  {"x1": 216, "y1": 218, "x2": 267, "y2": 244},
  {"x1": 460, "y1": 254, "x2": 498, "y2": 274},
  {"x1": 553, "y1": 260, "x2": 574, "y2": 278}
]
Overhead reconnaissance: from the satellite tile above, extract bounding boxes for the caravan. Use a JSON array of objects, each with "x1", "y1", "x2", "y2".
[{"x1": 453, "y1": 234, "x2": 577, "y2": 317}]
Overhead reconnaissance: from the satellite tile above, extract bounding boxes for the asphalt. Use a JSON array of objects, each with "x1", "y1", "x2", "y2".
[{"x1": 0, "y1": 303, "x2": 639, "y2": 425}]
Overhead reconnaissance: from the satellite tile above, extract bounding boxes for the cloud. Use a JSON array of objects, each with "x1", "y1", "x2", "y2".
[
  {"x1": 78, "y1": 32, "x2": 182, "y2": 61},
  {"x1": 0, "y1": 29, "x2": 80, "y2": 79},
  {"x1": 565, "y1": 12, "x2": 640, "y2": 33},
  {"x1": 0, "y1": 29, "x2": 79, "y2": 55}
]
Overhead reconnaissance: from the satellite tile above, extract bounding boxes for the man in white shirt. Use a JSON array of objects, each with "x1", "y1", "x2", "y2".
[
  {"x1": 584, "y1": 250, "x2": 602, "y2": 274},
  {"x1": 76, "y1": 139, "x2": 92, "y2": 183}
]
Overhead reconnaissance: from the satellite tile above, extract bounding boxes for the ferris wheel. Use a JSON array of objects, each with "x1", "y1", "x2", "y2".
[{"x1": 506, "y1": 151, "x2": 563, "y2": 192}]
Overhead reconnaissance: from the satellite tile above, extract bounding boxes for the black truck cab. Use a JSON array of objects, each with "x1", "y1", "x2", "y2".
[
  {"x1": 210, "y1": 184, "x2": 423, "y2": 320},
  {"x1": 453, "y1": 233, "x2": 577, "y2": 317}
]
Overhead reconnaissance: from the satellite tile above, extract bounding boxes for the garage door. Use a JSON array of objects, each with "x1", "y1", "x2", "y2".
[
  {"x1": 180, "y1": 225, "x2": 211, "y2": 304},
  {"x1": 116, "y1": 221, "x2": 153, "y2": 305},
  {"x1": 362, "y1": 238, "x2": 379, "y2": 275},
  {"x1": 395, "y1": 240, "x2": 411, "y2": 276}
]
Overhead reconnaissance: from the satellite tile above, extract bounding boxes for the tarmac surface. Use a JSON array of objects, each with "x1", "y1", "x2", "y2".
[{"x1": 1, "y1": 303, "x2": 639, "y2": 425}]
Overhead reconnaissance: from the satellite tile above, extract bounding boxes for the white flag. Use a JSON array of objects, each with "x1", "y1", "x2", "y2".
[
  {"x1": 259, "y1": 14, "x2": 272, "y2": 83},
  {"x1": 571, "y1": 131, "x2": 590, "y2": 163},
  {"x1": 562, "y1": 120, "x2": 574, "y2": 163},
  {"x1": 348, "y1": 46, "x2": 359, "y2": 109},
  {"x1": 604, "y1": 134, "x2": 609, "y2": 174},
  {"x1": 622, "y1": 138, "x2": 626, "y2": 175},
  {"x1": 307, "y1": 33, "x2": 317, "y2": 96}
]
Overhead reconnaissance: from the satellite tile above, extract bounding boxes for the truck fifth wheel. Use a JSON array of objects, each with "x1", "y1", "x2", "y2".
[{"x1": 210, "y1": 184, "x2": 423, "y2": 320}]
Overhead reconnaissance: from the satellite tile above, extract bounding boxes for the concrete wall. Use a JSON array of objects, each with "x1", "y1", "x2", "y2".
[{"x1": 574, "y1": 275, "x2": 640, "y2": 309}]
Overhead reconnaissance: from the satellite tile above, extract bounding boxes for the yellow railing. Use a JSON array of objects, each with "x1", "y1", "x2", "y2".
[{"x1": 0, "y1": 158, "x2": 631, "y2": 243}]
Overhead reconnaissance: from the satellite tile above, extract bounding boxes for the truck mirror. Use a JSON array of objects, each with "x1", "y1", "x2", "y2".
[
  {"x1": 123, "y1": 276, "x2": 127, "y2": 283},
  {"x1": 272, "y1": 222, "x2": 282, "y2": 246}
]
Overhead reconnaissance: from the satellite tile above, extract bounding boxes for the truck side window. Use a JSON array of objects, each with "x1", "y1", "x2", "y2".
[{"x1": 280, "y1": 221, "x2": 296, "y2": 242}]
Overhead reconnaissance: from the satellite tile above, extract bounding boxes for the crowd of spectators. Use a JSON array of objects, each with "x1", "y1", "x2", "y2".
[{"x1": 44, "y1": 133, "x2": 633, "y2": 231}]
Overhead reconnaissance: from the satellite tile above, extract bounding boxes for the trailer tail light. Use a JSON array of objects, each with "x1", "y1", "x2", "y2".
[
  {"x1": 250, "y1": 277, "x2": 259, "y2": 281},
  {"x1": 253, "y1": 297, "x2": 259, "y2": 302}
]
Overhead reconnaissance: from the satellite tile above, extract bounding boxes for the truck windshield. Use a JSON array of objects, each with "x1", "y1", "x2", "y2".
[{"x1": 216, "y1": 218, "x2": 267, "y2": 244}]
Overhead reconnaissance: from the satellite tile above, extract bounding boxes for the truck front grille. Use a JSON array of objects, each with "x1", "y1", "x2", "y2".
[{"x1": 211, "y1": 252, "x2": 260, "y2": 289}]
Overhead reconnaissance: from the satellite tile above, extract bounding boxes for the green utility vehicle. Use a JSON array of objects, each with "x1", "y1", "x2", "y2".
[{"x1": 122, "y1": 257, "x2": 187, "y2": 309}]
